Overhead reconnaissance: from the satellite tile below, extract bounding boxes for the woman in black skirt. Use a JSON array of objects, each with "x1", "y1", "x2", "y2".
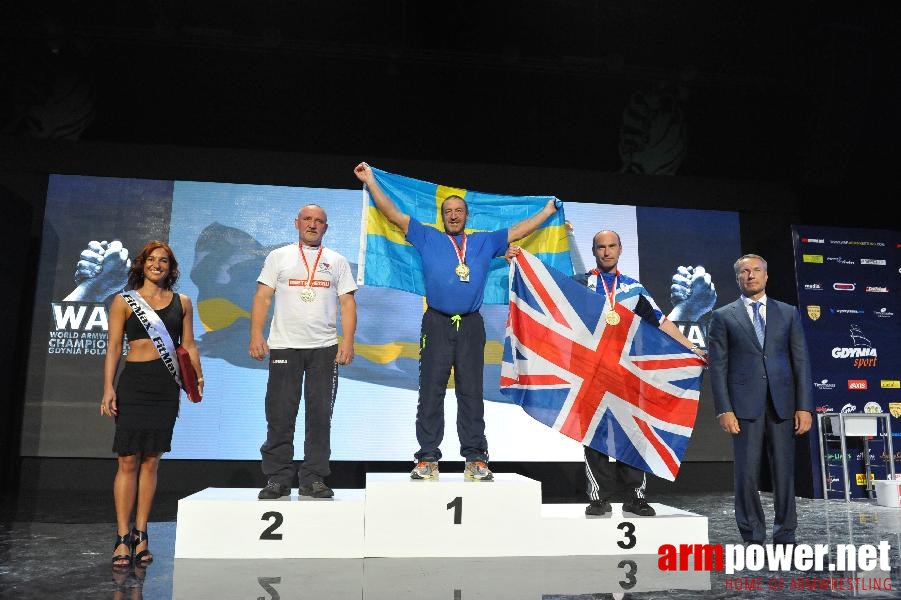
[{"x1": 100, "y1": 240, "x2": 204, "y2": 568}]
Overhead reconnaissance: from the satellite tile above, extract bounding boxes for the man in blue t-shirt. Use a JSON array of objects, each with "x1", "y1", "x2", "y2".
[{"x1": 354, "y1": 162, "x2": 557, "y2": 481}]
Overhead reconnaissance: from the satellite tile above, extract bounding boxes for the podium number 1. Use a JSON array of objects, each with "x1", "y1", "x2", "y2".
[{"x1": 447, "y1": 496, "x2": 462, "y2": 524}]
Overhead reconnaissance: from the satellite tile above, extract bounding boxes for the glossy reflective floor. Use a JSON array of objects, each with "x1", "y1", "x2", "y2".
[{"x1": 1, "y1": 490, "x2": 899, "y2": 599}]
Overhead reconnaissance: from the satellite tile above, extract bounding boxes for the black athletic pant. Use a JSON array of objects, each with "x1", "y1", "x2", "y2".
[
  {"x1": 260, "y1": 345, "x2": 338, "y2": 487},
  {"x1": 414, "y1": 308, "x2": 488, "y2": 463}
]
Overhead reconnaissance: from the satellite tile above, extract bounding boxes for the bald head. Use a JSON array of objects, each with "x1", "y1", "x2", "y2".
[{"x1": 591, "y1": 230, "x2": 623, "y2": 273}]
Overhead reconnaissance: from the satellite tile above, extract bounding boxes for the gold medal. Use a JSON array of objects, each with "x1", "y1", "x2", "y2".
[
  {"x1": 605, "y1": 310, "x2": 620, "y2": 326},
  {"x1": 300, "y1": 288, "x2": 316, "y2": 303},
  {"x1": 455, "y1": 263, "x2": 471, "y2": 278}
]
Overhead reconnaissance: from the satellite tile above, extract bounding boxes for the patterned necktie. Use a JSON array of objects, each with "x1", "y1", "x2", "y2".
[{"x1": 751, "y1": 301, "x2": 765, "y2": 346}]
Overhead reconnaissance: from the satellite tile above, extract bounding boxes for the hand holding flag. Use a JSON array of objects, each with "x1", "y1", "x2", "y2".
[
  {"x1": 356, "y1": 165, "x2": 572, "y2": 304},
  {"x1": 500, "y1": 250, "x2": 706, "y2": 481}
]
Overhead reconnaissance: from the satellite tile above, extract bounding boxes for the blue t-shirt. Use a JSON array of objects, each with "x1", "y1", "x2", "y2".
[{"x1": 406, "y1": 219, "x2": 508, "y2": 315}]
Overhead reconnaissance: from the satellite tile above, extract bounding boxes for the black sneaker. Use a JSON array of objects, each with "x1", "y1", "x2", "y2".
[
  {"x1": 298, "y1": 481, "x2": 334, "y2": 498},
  {"x1": 585, "y1": 500, "x2": 612, "y2": 516},
  {"x1": 258, "y1": 481, "x2": 290, "y2": 500},
  {"x1": 622, "y1": 497, "x2": 656, "y2": 516}
]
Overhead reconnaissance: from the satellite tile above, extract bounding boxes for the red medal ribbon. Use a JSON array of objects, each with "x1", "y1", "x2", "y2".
[
  {"x1": 591, "y1": 268, "x2": 619, "y2": 311},
  {"x1": 447, "y1": 232, "x2": 467, "y2": 268},
  {"x1": 298, "y1": 243, "x2": 324, "y2": 287}
]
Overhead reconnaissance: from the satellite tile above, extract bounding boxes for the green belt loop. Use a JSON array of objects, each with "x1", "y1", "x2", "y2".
[{"x1": 450, "y1": 314, "x2": 462, "y2": 331}]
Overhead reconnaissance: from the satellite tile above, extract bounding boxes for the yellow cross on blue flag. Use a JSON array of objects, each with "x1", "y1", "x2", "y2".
[{"x1": 357, "y1": 166, "x2": 573, "y2": 304}]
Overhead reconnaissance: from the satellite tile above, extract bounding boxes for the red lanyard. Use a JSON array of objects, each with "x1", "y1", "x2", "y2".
[
  {"x1": 298, "y1": 244, "x2": 323, "y2": 286},
  {"x1": 591, "y1": 268, "x2": 619, "y2": 310},
  {"x1": 447, "y1": 232, "x2": 467, "y2": 266}
]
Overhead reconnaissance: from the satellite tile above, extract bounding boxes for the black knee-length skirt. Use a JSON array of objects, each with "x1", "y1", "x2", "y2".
[{"x1": 113, "y1": 359, "x2": 180, "y2": 455}]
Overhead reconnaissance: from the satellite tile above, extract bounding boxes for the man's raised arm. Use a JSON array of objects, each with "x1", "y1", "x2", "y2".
[
  {"x1": 507, "y1": 198, "x2": 558, "y2": 243},
  {"x1": 353, "y1": 162, "x2": 411, "y2": 235}
]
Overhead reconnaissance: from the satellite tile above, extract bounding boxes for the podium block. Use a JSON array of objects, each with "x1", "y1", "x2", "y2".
[
  {"x1": 536, "y1": 502, "x2": 709, "y2": 555},
  {"x1": 174, "y1": 474, "x2": 710, "y2": 560},
  {"x1": 363, "y1": 472, "x2": 543, "y2": 557},
  {"x1": 174, "y1": 487, "x2": 365, "y2": 558}
]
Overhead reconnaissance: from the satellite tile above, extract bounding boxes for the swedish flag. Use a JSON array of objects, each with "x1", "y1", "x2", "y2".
[{"x1": 358, "y1": 167, "x2": 572, "y2": 304}]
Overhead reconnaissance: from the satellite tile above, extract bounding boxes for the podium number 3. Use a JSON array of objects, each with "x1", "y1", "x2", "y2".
[
  {"x1": 447, "y1": 496, "x2": 463, "y2": 524},
  {"x1": 617, "y1": 521, "x2": 636, "y2": 549}
]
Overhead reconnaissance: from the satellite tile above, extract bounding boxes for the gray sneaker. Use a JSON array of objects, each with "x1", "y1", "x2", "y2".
[
  {"x1": 463, "y1": 460, "x2": 494, "y2": 481},
  {"x1": 410, "y1": 461, "x2": 439, "y2": 480},
  {"x1": 298, "y1": 481, "x2": 334, "y2": 498},
  {"x1": 258, "y1": 481, "x2": 290, "y2": 500}
]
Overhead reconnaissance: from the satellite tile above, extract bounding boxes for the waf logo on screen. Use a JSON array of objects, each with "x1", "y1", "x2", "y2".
[{"x1": 832, "y1": 325, "x2": 877, "y2": 368}]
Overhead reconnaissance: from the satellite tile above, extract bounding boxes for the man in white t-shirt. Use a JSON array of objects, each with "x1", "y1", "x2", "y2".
[{"x1": 249, "y1": 204, "x2": 357, "y2": 499}]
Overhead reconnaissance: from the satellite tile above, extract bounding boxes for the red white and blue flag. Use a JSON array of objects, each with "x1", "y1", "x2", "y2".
[{"x1": 499, "y1": 250, "x2": 705, "y2": 481}]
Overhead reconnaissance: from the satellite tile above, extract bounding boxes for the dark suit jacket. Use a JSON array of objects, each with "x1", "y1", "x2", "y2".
[{"x1": 708, "y1": 297, "x2": 813, "y2": 420}]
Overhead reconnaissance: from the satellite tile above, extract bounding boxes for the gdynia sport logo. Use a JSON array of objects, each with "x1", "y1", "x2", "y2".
[{"x1": 658, "y1": 541, "x2": 893, "y2": 591}]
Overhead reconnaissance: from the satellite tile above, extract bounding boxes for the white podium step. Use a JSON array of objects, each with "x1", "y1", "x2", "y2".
[
  {"x1": 363, "y1": 472, "x2": 543, "y2": 557},
  {"x1": 174, "y1": 487, "x2": 365, "y2": 558},
  {"x1": 536, "y1": 502, "x2": 709, "y2": 555},
  {"x1": 174, "y1": 473, "x2": 709, "y2": 559}
]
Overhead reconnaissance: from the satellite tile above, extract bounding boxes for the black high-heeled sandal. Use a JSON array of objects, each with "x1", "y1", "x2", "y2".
[
  {"x1": 131, "y1": 528, "x2": 153, "y2": 565},
  {"x1": 112, "y1": 532, "x2": 132, "y2": 569}
]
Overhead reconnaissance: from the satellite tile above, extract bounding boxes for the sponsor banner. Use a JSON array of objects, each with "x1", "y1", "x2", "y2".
[{"x1": 793, "y1": 225, "x2": 900, "y2": 499}]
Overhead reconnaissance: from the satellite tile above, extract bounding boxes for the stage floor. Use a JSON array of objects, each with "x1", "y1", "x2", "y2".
[{"x1": 2, "y1": 490, "x2": 899, "y2": 599}]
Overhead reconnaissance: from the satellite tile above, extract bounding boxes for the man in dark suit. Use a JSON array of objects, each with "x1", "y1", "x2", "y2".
[{"x1": 707, "y1": 253, "x2": 813, "y2": 546}]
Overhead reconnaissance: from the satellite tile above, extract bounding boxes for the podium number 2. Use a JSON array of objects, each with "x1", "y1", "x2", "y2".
[
  {"x1": 260, "y1": 511, "x2": 284, "y2": 540},
  {"x1": 447, "y1": 496, "x2": 462, "y2": 524}
]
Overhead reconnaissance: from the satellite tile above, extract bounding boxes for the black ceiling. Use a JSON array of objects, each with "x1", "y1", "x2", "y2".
[{"x1": 2, "y1": 1, "x2": 900, "y2": 195}]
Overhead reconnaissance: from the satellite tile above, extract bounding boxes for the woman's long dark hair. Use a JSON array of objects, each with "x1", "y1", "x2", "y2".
[{"x1": 127, "y1": 240, "x2": 180, "y2": 290}]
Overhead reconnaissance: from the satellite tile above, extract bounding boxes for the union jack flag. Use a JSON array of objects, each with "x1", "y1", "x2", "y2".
[{"x1": 499, "y1": 250, "x2": 705, "y2": 481}]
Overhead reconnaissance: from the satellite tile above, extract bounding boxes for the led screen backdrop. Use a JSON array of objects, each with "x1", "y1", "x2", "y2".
[{"x1": 23, "y1": 174, "x2": 740, "y2": 462}]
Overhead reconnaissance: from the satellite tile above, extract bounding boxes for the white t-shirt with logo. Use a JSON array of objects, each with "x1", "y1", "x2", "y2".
[{"x1": 257, "y1": 243, "x2": 357, "y2": 349}]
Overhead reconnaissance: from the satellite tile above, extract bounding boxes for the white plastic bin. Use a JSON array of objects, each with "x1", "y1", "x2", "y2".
[{"x1": 874, "y1": 479, "x2": 901, "y2": 508}]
